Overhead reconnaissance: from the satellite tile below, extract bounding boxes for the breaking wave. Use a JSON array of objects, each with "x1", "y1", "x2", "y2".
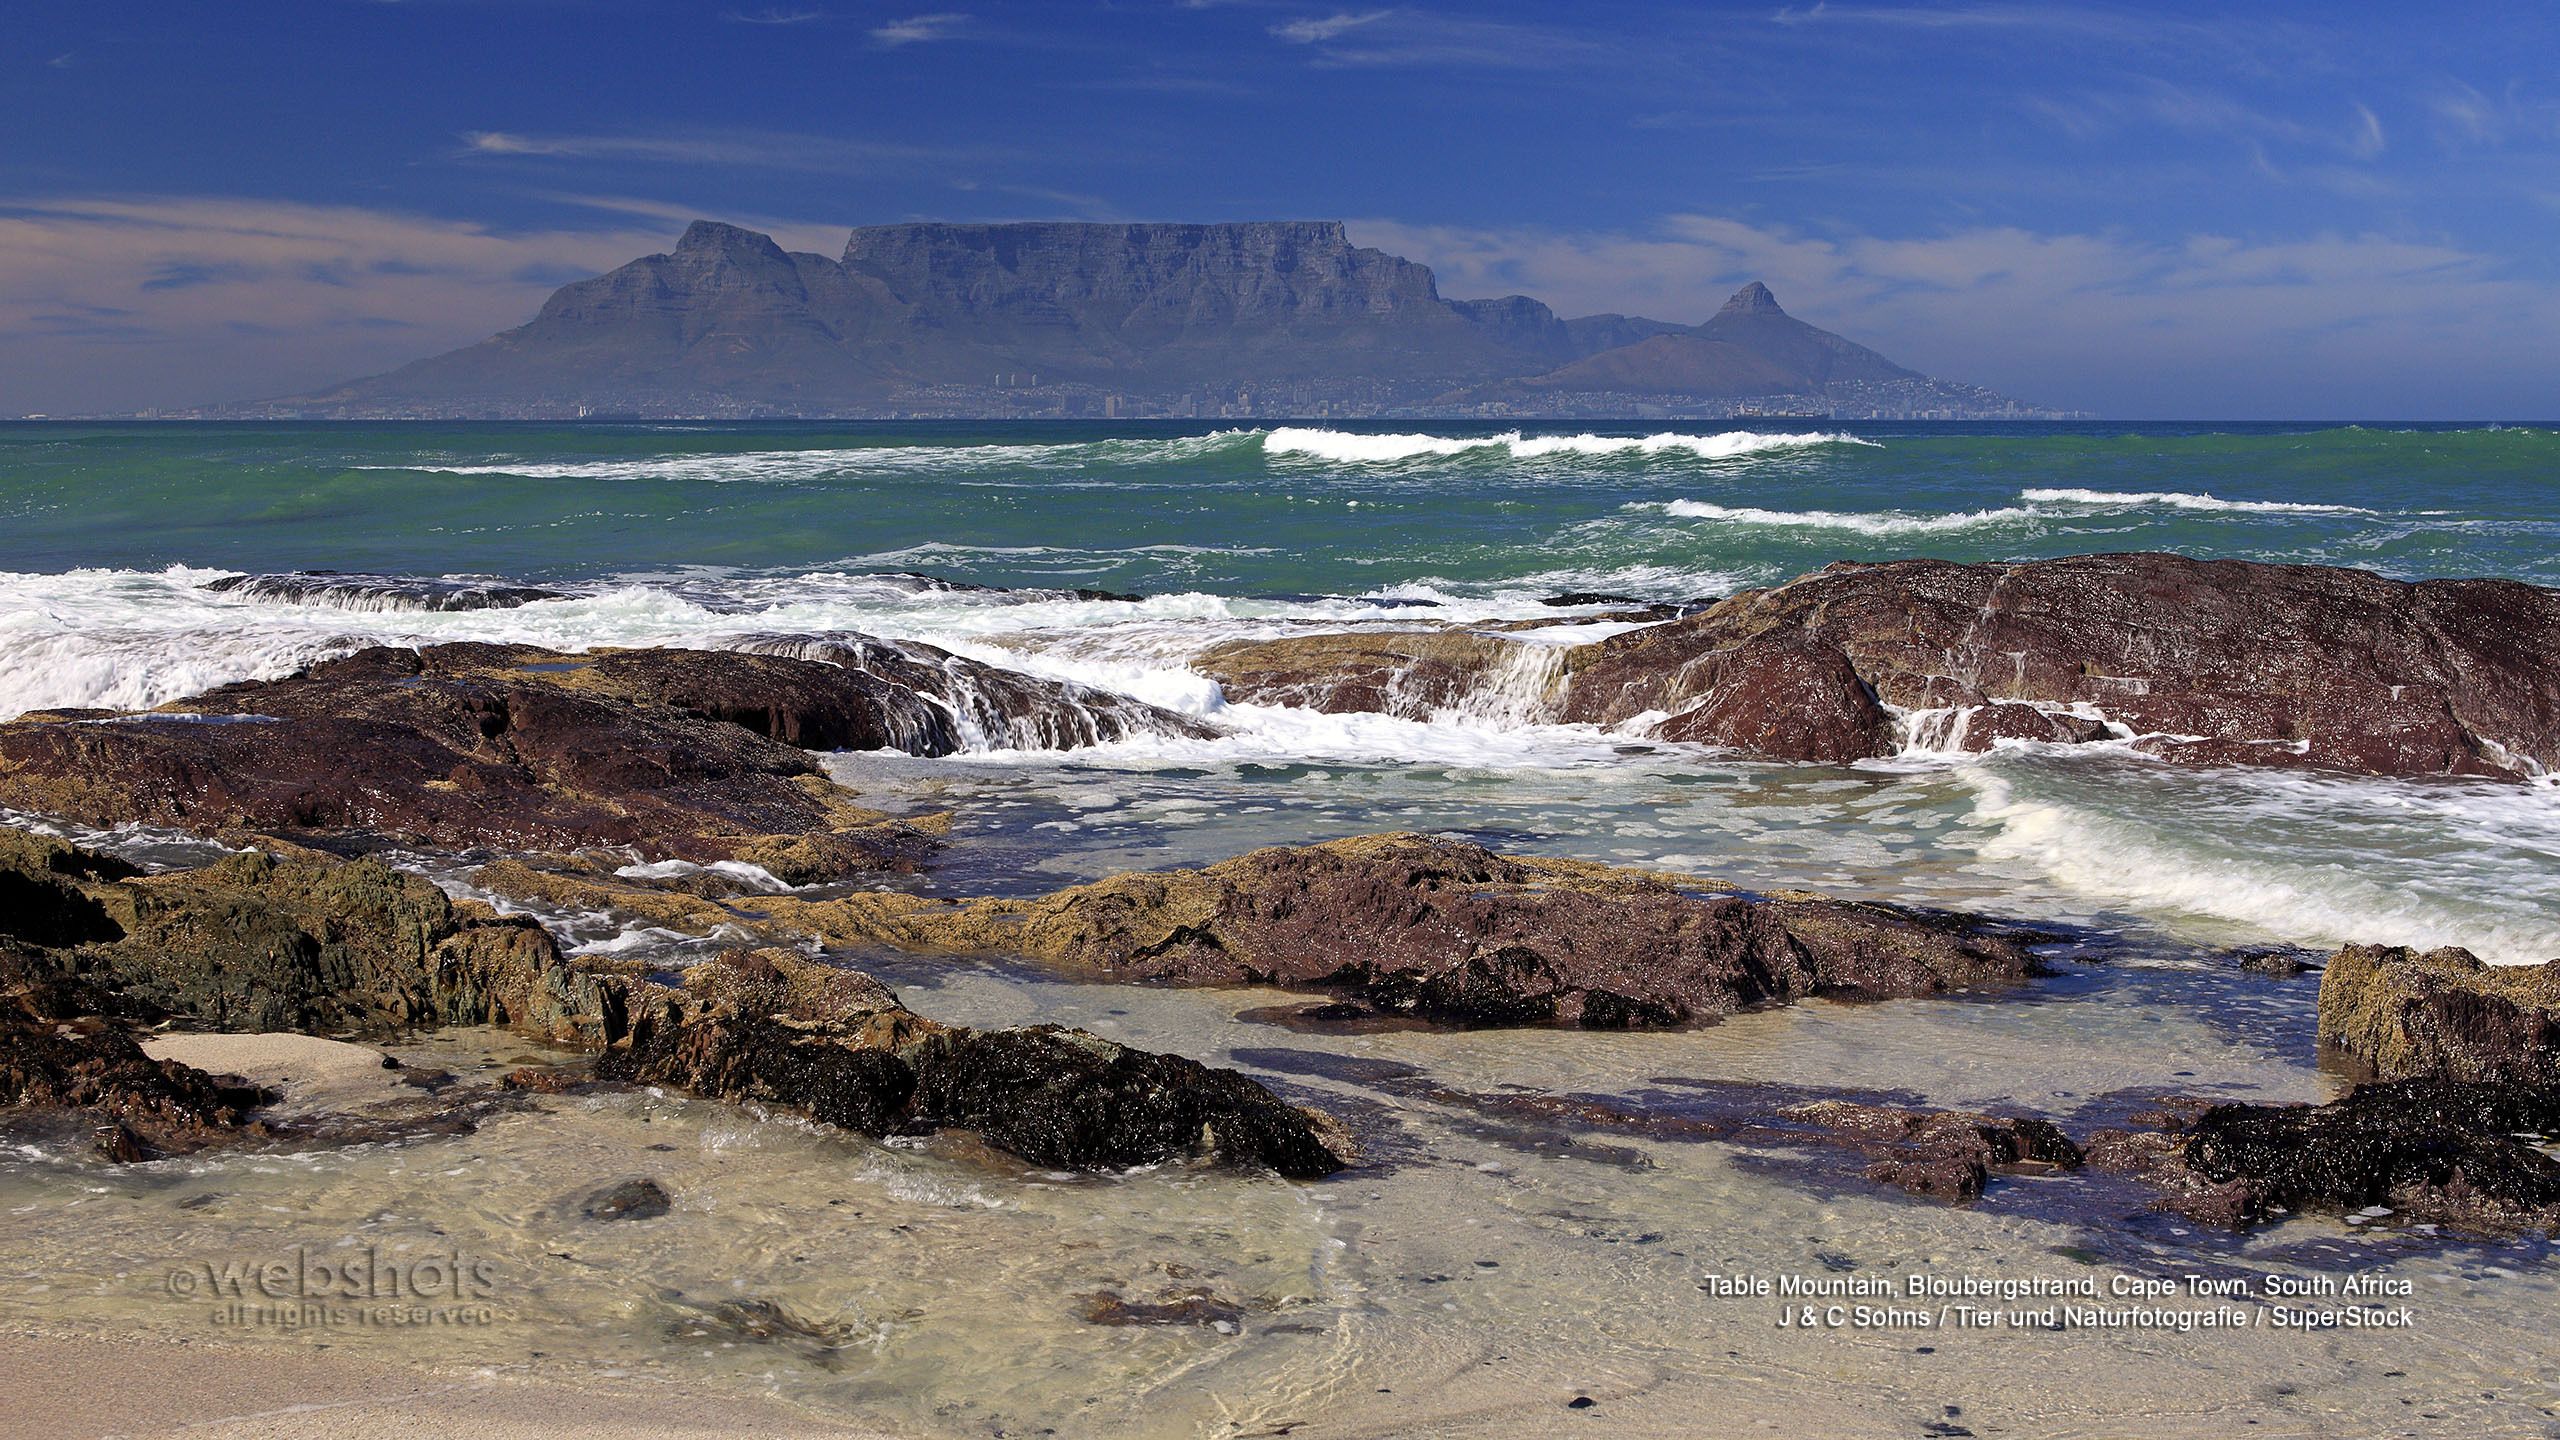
[
  {"x1": 2020, "y1": 487, "x2": 2376, "y2": 516},
  {"x1": 1260, "y1": 428, "x2": 1874, "y2": 465},
  {"x1": 1657, "y1": 500, "x2": 2040, "y2": 535},
  {"x1": 1643, "y1": 485, "x2": 2388, "y2": 535}
]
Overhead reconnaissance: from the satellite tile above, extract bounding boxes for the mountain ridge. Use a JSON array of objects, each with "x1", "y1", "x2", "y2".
[{"x1": 272, "y1": 219, "x2": 2060, "y2": 420}]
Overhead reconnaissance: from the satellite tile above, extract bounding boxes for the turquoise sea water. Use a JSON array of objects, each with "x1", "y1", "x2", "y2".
[
  {"x1": 3, "y1": 420, "x2": 2555, "y2": 589},
  {"x1": 7, "y1": 421, "x2": 2560, "y2": 1435},
  {"x1": 2, "y1": 418, "x2": 2556, "y2": 971}
]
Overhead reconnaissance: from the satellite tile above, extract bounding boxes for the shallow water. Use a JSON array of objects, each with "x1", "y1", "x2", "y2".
[{"x1": 4, "y1": 420, "x2": 2559, "y2": 1434}]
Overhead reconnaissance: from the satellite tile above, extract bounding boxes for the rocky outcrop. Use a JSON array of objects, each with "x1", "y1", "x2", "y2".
[
  {"x1": 1771, "y1": 1099, "x2": 2083, "y2": 1202},
  {"x1": 1194, "y1": 630, "x2": 1542, "y2": 719},
  {"x1": 629, "y1": 833, "x2": 2047, "y2": 1029},
  {"x1": 1558, "y1": 554, "x2": 2560, "y2": 777},
  {"x1": 0, "y1": 638, "x2": 1204, "y2": 879},
  {"x1": 1186, "y1": 556, "x2": 2560, "y2": 778},
  {"x1": 201, "y1": 572, "x2": 571, "y2": 612},
  {"x1": 2317, "y1": 944, "x2": 2560, "y2": 1082},
  {"x1": 728, "y1": 633, "x2": 1214, "y2": 752},
  {"x1": 0, "y1": 830, "x2": 1348, "y2": 1175},
  {"x1": 2172, "y1": 1081, "x2": 2560, "y2": 1232},
  {"x1": 0, "y1": 643, "x2": 954, "y2": 881}
]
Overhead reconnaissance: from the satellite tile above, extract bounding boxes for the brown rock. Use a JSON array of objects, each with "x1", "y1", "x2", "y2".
[
  {"x1": 0, "y1": 643, "x2": 947, "y2": 881},
  {"x1": 1195, "y1": 629, "x2": 1550, "y2": 719},
  {"x1": 870, "y1": 833, "x2": 2045, "y2": 1028},
  {"x1": 2317, "y1": 944, "x2": 2560, "y2": 1081},
  {"x1": 1774, "y1": 1099, "x2": 2083, "y2": 1202},
  {"x1": 0, "y1": 828, "x2": 1350, "y2": 1177},
  {"x1": 1559, "y1": 554, "x2": 2560, "y2": 778}
]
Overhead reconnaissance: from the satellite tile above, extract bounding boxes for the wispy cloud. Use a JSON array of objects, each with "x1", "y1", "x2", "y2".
[
  {"x1": 456, "y1": 128, "x2": 980, "y2": 174},
  {"x1": 723, "y1": 6, "x2": 826, "y2": 23},
  {"x1": 871, "y1": 12, "x2": 969, "y2": 47},
  {"x1": 1271, "y1": 10, "x2": 1390, "y2": 44},
  {"x1": 1268, "y1": 9, "x2": 1595, "y2": 69}
]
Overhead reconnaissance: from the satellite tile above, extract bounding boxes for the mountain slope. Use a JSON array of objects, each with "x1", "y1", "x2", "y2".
[{"x1": 282, "y1": 219, "x2": 2048, "y2": 418}]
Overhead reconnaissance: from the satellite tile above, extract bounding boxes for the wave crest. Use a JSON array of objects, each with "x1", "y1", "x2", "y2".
[{"x1": 1261, "y1": 427, "x2": 1874, "y2": 465}]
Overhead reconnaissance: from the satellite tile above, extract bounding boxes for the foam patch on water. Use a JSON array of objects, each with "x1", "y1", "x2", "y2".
[
  {"x1": 1956, "y1": 756, "x2": 2560, "y2": 964},
  {"x1": 0, "y1": 566, "x2": 1586, "y2": 720},
  {"x1": 2021, "y1": 487, "x2": 2376, "y2": 516},
  {"x1": 1262, "y1": 428, "x2": 1872, "y2": 465},
  {"x1": 1655, "y1": 500, "x2": 2043, "y2": 534},
  {"x1": 355, "y1": 432, "x2": 1260, "y2": 482}
]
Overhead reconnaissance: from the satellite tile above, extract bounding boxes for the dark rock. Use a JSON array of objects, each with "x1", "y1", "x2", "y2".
[
  {"x1": 597, "y1": 949, "x2": 1348, "y2": 1176},
  {"x1": 1075, "y1": 1287, "x2": 1248, "y2": 1329},
  {"x1": 202, "y1": 572, "x2": 571, "y2": 612},
  {"x1": 0, "y1": 830, "x2": 1351, "y2": 1177},
  {"x1": 1196, "y1": 630, "x2": 1539, "y2": 720},
  {"x1": 0, "y1": 992, "x2": 272, "y2": 1160},
  {"x1": 501, "y1": 1064, "x2": 591, "y2": 1093},
  {"x1": 581, "y1": 1177, "x2": 672, "y2": 1221},
  {"x1": 886, "y1": 833, "x2": 2046, "y2": 1029},
  {"x1": 726, "y1": 633, "x2": 1213, "y2": 752},
  {"x1": 2175, "y1": 1079, "x2": 2560, "y2": 1232},
  {"x1": 1770, "y1": 1100, "x2": 2084, "y2": 1203},
  {"x1": 2318, "y1": 944, "x2": 2560, "y2": 1081},
  {"x1": 1559, "y1": 554, "x2": 2560, "y2": 779},
  {"x1": 0, "y1": 643, "x2": 946, "y2": 882},
  {"x1": 2233, "y1": 946, "x2": 2322, "y2": 979}
]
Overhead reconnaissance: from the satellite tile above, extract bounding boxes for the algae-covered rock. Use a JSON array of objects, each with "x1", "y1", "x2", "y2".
[{"x1": 2317, "y1": 943, "x2": 2560, "y2": 1082}]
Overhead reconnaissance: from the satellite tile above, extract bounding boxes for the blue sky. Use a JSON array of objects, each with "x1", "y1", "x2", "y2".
[{"x1": 5, "y1": 1, "x2": 2557, "y2": 416}]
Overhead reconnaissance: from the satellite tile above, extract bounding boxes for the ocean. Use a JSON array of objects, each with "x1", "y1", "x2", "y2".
[
  {"x1": 4, "y1": 419, "x2": 2554, "y2": 962},
  {"x1": 3, "y1": 419, "x2": 2557, "y2": 1435}
]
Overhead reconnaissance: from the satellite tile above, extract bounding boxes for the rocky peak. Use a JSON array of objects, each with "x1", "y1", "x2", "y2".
[
  {"x1": 674, "y1": 220, "x2": 791, "y2": 263},
  {"x1": 1718, "y1": 281, "x2": 1785, "y2": 317}
]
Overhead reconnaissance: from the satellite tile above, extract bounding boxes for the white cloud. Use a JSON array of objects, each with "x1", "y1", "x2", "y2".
[
  {"x1": 455, "y1": 128, "x2": 976, "y2": 173},
  {"x1": 871, "y1": 12, "x2": 969, "y2": 47},
  {"x1": 0, "y1": 196, "x2": 691, "y2": 413},
  {"x1": 1272, "y1": 10, "x2": 1391, "y2": 44}
]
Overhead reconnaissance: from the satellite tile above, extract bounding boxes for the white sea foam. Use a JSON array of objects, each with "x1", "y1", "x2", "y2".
[
  {"x1": 1656, "y1": 500, "x2": 2043, "y2": 534},
  {"x1": 355, "y1": 432, "x2": 1259, "y2": 482},
  {"x1": 1640, "y1": 485, "x2": 2381, "y2": 536},
  {"x1": 1261, "y1": 427, "x2": 1872, "y2": 465},
  {"x1": 1958, "y1": 759, "x2": 2560, "y2": 964},
  {"x1": 0, "y1": 565, "x2": 1602, "y2": 722},
  {"x1": 2020, "y1": 487, "x2": 2375, "y2": 516}
]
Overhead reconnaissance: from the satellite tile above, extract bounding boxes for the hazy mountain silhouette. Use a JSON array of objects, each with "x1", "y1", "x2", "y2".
[{"x1": 286, "y1": 220, "x2": 2037, "y2": 417}]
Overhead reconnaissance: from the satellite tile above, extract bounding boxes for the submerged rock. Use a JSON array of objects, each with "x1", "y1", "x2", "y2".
[
  {"x1": 1195, "y1": 630, "x2": 1552, "y2": 720},
  {"x1": 1772, "y1": 1099, "x2": 2083, "y2": 1202},
  {"x1": 719, "y1": 833, "x2": 2048, "y2": 1029},
  {"x1": 581, "y1": 1177, "x2": 673, "y2": 1221},
  {"x1": 0, "y1": 829, "x2": 1349, "y2": 1177},
  {"x1": 1558, "y1": 553, "x2": 2560, "y2": 777},
  {"x1": 2317, "y1": 943, "x2": 2560, "y2": 1082}
]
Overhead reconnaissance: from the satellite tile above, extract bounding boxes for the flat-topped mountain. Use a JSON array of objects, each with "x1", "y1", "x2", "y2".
[{"x1": 277, "y1": 219, "x2": 2050, "y2": 419}]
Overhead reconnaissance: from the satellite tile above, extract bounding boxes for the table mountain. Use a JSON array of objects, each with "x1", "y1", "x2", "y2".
[{"x1": 279, "y1": 219, "x2": 2044, "y2": 418}]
